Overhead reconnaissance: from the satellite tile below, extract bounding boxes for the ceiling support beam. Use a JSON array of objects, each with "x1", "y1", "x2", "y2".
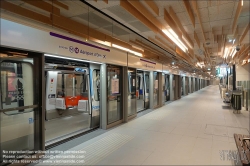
[
  {"x1": 127, "y1": 0, "x2": 162, "y2": 29},
  {"x1": 164, "y1": 9, "x2": 182, "y2": 38},
  {"x1": 194, "y1": 31, "x2": 200, "y2": 48},
  {"x1": 0, "y1": 0, "x2": 52, "y2": 25},
  {"x1": 190, "y1": 0, "x2": 206, "y2": 41},
  {"x1": 168, "y1": 6, "x2": 194, "y2": 49},
  {"x1": 232, "y1": 0, "x2": 243, "y2": 33},
  {"x1": 182, "y1": 0, "x2": 195, "y2": 28},
  {"x1": 49, "y1": 0, "x2": 69, "y2": 10},
  {"x1": 131, "y1": 39, "x2": 165, "y2": 57},
  {"x1": 176, "y1": 47, "x2": 192, "y2": 64},
  {"x1": 238, "y1": 45, "x2": 250, "y2": 60},
  {"x1": 239, "y1": 23, "x2": 250, "y2": 44},
  {"x1": 155, "y1": 36, "x2": 175, "y2": 54},
  {"x1": 21, "y1": 0, "x2": 60, "y2": 15},
  {"x1": 120, "y1": 0, "x2": 159, "y2": 33},
  {"x1": 144, "y1": 0, "x2": 159, "y2": 16}
]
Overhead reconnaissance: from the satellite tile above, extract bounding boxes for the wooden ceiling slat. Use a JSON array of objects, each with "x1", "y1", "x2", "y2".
[
  {"x1": 164, "y1": 9, "x2": 182, "y2": 38},
  {"x1": 130, "y1": 39, "x2": 163, "y2": 57},
  {"x1": 48, "y1": 0, "x2": 69, "y2": 10},
  {"x1": 155, "y1": 36, "x2": 175, "y2": 54},
  {"x1": 232, "y1": 0, "x2": 243, "y2": 33},
  {"x1": 21, "y1": 0, "x2": 60, "y2": 15},
  {"x1": 176, "y1": 46, "x2": 191, "y2": 63},
  {"x1": 103, "y1": 0, "x2": 108, "y2": 4},
  {"x1": 190, "y1": 1, "x2": 206, "y2": 41},
  {"x1": 127, "y1": 0, "x2": 162, "y2": 28},
  {"x1": 51, "y1": 14, "x2": 89, "y2": 36},
  {"x1": 0, "y1": 0, "x2": 51, "y2": 25},
  {"x1": 194, "y1": 31, "x2": 200, "y2": 48},
  {"x1": 120, "y1": 0, "x2": 159, "y2": 33},
  {"x1": 144, "y1": 0, "x2": 159, "y2": 16},
  {"x1": 239, "y1": 23, "x2": 250, "y2": 44},
  {"x1": 238, "y1": 45, "x2": 250, "y2": 60},
  {"x1": 168, "y1": 6, "x2": 194, "y2": 49},
  {"x1": 182, "y1": 0, "x2": 195, "y2": 28},
  {"x1": 148, "y1": 36, "x2": 172, "y2": 56}
]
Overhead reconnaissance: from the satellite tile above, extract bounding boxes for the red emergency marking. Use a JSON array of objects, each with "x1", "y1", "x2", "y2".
[{"x1": 51, "y1": 79, "x2": 53, "y2": 83}]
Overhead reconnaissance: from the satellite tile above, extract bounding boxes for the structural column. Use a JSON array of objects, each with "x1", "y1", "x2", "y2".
[
  {"x1": 170, "y1": 74, "x2": 174, "y2": 101},
  {"x1": 100, "y1": 64, "x2": 107, "y2": 129},
  {"x1": 233, "y1": 64, "x2": 236, "y2": 90},
  {"x1": 149, "y1": 71, "x2": 154, "y2": 109},
  {"x1": 123, "y1": 66, "x2": 128, "y2": 123},
  {"x1": 183, "y1": 76, "x2": 186, "y2": 95},
  {"x1": 159, "y1": 73, "x2": 163, "y2": 107}
]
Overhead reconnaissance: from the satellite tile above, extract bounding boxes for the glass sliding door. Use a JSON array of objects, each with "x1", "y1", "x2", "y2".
[
  {"x1": 136, "y1": 70, "x2": 144, "y2": 112},
  {"x1": 0, "y1": 50, "x2": 42, "y2": 164},
  {"x1": 162, "y1": 73, "x2": 165, "y2": 104},
  {"x1": 144, "y1": 71, "x2": 150, "y2": 109},
  {"x1": 128, "y1": 68, "x2": 136, "y2": 116},
  {"x1": 153, "y1": 72, "x2": 159, "y2": 107},
  {"x1": 107, "y1": 65, "x2": 123, "y2": 124}
]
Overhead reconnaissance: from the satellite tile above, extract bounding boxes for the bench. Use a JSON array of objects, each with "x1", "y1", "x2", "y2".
[{"x1": 234, "y1": 134, "x2": 250, "y2": 165}]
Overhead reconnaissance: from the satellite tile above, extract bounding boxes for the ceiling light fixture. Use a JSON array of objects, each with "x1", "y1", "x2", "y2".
[
  {"x1": 112, "y1": 44, "x2": 142, "y2": 57},
  {"x1": 231, "y1": 48, "x2": 237, "y2": 58},
  {"x1": 223, "y1": 48, "x2": 229, "y2": 58},
  {"x1": 241, "y1": 0, "x2": 243, "y2": 6},
  {"x1": 162, "y1": 29, "x2": 188, "y2": 53}
]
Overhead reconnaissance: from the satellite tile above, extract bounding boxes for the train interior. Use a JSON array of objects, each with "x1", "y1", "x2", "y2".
[{"x1": 44, "y1": 56, "x2": 100, "y2": 146}]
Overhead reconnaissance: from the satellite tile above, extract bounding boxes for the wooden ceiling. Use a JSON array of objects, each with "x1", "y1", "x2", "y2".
[
  {"x1": 0, "y1": 0, "x2": 249, "y2": 76},
  {"x1": 87, "y1": 0, "x2": 249, "y2": 68}
]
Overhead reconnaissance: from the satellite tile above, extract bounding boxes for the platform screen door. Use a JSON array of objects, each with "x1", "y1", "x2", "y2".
[{"x1": 0, "y1": 52, "x2": 40, "y2": 163}]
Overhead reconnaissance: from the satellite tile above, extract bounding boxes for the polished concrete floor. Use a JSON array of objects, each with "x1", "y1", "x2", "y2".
[{"x1": 38, "y1": 85, "x2": 249, "y2": 165}]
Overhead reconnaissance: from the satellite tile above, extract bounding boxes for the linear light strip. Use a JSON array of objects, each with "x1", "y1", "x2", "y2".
[
  {"x1": 112, "y1": 44, "x2": 142, "y2": 57},
  {"x1": 223, "y1": 48, "x2": 228, "y2": 58},
  {"x1": 162, "y1": 29, "x2": 188, "y2": 53},
  {"x1": 231, "y1": 49, "x2": 237, "y2": 58}
]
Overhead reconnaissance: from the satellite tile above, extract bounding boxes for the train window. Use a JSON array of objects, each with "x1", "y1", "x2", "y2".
[{"x1": 0, "y1": 61, "x2": 34, "y2": 115}]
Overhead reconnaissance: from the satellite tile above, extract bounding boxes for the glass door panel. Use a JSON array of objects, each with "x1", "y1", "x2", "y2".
[
  {"x1": 153, "y1": 72, "x2": 159, "y2": 107},
  {"x1": 144, "y1": 72, "x2": 150, "y2": 109},
  {"x1": 128, "y1": 68, "x2": 136, "y2": 116},
  {"x1": 162, "y1": 74, "x2": 165, "y2": 104},
  {"x1": 136, "y1": 70, "x2": 144, "y2": 112},
  {"x1": 0, "y1": 54, "x2": 36, "y2": 163},
  {"x1": 107, "y1": 65, "x2": 122, "y2": 124}
]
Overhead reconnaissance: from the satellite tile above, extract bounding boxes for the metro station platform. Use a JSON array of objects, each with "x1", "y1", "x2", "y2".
[{"x1": 36, "y1": 85, "x2": 249, "y2": 165}]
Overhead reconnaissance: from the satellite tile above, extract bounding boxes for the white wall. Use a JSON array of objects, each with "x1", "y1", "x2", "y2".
[{"x1": 236, "y1": 63, "x2": 250, "y2": 81}]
